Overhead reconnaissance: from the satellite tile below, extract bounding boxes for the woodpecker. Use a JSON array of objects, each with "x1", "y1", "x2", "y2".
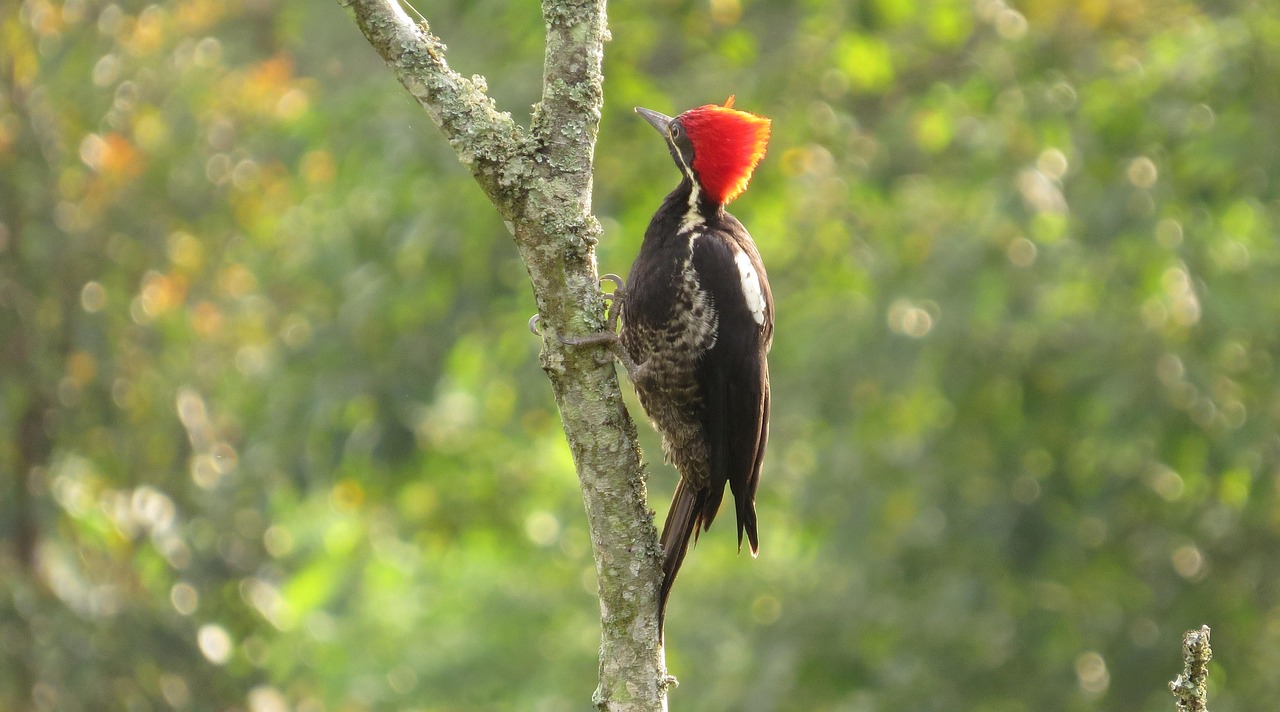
[{"x1": 618, "y1": 99, "x2": 774, "y2": 630}]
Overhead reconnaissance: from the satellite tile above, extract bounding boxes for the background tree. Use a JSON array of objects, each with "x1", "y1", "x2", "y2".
[{"x1": 2, "y1": 0, "x2": 1279, "y2": 710}]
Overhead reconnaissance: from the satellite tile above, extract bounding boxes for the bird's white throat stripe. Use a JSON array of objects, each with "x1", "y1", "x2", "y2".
[
  {"x1": 680, "y1": 181, "x2": 704, "y2": 234},
  {"x1": 734, "y1": 248, "x2": 766, "y2": 325}
]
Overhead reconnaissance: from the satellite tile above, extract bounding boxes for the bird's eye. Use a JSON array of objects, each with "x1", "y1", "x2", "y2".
[{"x1": 670, "y1": 124, "x2": 683, "y2": 139}]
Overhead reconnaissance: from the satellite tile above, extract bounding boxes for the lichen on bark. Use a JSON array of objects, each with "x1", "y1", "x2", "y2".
[{"x1": 1170, "y1": 625, "x2": 1212, "y2": 712}]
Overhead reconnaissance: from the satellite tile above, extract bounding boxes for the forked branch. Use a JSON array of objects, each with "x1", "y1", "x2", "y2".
[{"x1": 340, "y1": 1, "x2": 667, "y2": 710}]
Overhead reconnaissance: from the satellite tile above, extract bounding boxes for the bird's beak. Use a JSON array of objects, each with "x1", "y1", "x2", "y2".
[{"x1": 635, "y1": 106, "x2": 673, "y2": 134}]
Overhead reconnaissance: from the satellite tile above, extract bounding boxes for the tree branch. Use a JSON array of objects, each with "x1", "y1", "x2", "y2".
[
  {"x1": 344, "y1": 0, "x2": 531, "y2": 218},
  {"x1": 341, "y1": 1, "x2": 668, "y2": 709},
  {"x1": 1170, "y1": 625, "x2": 1212, "y2": 712}
]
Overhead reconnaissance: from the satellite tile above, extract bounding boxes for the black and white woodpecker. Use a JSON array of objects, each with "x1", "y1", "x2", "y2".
[{"x1": 562, "y1": 98, "x2": 774, "y2": 633}]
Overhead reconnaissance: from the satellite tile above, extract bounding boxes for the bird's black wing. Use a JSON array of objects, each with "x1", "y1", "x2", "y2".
[{"x1": 690, "y1": 217, "x2": 773, "y2": 553}]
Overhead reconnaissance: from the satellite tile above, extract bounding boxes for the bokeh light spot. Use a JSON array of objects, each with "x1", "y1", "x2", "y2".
[{"x1": 197, "y1": 623, "x2": 232, "y2": 664}]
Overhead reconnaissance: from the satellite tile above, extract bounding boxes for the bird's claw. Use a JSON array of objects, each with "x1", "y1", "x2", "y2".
[
  {"x1": 527, "y1": 274, "x2": 626, "y2": 340},
  {"x1": 599, "y1": 274, "x2": 626, "y2": 335},
  {"x1": 600, "y1": 273, "x2": 624, "y2": 295},
  {"x1": 596, "y1": 274, "x2": 625, "y2": 321},
  {"x1": 526, "y1": 275, "x2": 648, "y2": 383}
]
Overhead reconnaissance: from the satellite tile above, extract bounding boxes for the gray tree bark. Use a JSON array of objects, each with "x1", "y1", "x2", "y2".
[{"x1": 340, "y1": 1, "x2": 669, "y2": 709}]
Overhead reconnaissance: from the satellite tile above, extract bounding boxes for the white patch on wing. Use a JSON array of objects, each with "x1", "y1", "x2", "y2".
[{"x1": 734, "y1": 247, "x2": 766, "y2": 325}]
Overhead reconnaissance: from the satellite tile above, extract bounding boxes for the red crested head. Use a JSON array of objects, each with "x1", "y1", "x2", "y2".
[
  {"x1": 678, "y1": 98, "x2": 771, "y2": 205},
  {"x1": 636, "y1": 98, "x2": 771, "y2": 206}
]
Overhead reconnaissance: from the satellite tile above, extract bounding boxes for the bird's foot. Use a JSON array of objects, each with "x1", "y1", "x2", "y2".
[
  {"x1": 530, "y1": 274, "x2": 624, "y2": 336},
  {"x1": 529, "y1": 275, "x2": 649, "y2": 380},
  {"x1": 597, "y1": 337, "x2": 648, "y2": 384},
  {"x1": 528, "y1": 274, "x2": 625, "y2": 338}
]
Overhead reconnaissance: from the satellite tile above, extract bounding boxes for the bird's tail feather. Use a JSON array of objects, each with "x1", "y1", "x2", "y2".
[{"x1": 658, "y1": 478, "x2": 707, "y2": 637}]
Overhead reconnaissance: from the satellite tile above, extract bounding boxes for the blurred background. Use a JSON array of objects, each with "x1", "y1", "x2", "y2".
[{"x1": 3, "y1": 0, "x2": 1279, "y2": 709}]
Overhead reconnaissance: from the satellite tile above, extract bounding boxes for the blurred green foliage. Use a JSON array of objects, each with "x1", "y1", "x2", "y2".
[{"x1": 3, "y1": 0, "x2": 1279, "y2": 709}]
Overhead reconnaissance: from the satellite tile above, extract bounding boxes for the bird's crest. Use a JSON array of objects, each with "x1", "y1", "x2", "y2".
[{"x1": 679, "y1": 99, "x2": 771, "y2": 206}]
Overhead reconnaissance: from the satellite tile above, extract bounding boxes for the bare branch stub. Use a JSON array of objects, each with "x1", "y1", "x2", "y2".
[{"x1": 1169, "y1": 625, "x2": 1212, "y2": 712}]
